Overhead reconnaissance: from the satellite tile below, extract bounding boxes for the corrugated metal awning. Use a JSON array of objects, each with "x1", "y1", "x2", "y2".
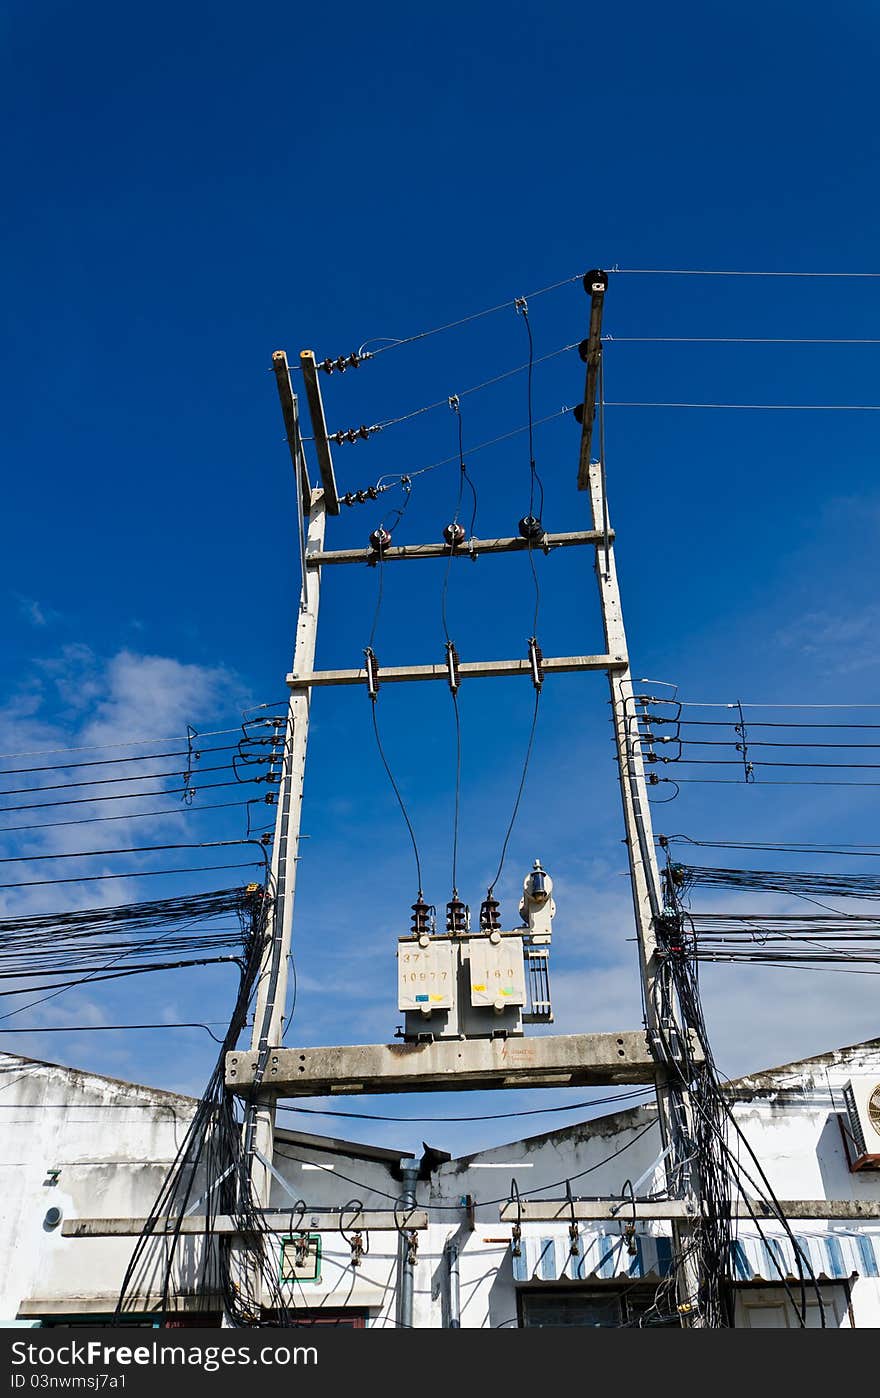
[{"x1": 511, "y1": 1227, "x2": 880, "y2": 1284}]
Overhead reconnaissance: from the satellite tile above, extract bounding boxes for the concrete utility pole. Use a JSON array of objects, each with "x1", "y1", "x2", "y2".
[
  {"x1": 239, "y1": 352, "x2": 331, "y2": 1311},
  {"x1": 576, "y1": 271, "x2": 703, "y2": 1317},
  {"x1": 232, "y1": 277, "x2": 707, "y2": 1321}
]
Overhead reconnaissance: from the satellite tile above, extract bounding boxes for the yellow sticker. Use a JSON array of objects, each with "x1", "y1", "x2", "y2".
[{"x1": 472, "y1": 983, "x2": 486, "y2": 992}]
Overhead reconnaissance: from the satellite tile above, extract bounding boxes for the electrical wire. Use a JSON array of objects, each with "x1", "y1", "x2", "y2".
[
  {"x1": 356, "y1": 273, "x2": 582, "y2": 358},
  {"x1": 369, "y1": 704, "x2": 423, "y2": 899},
  {"x1": 0, "y1": 722, "x2": 276, "y2": 762},
  {"x1": 277, "y1": 1088, "x2": 654, "y2": 1123},
  {"x1": 0, "y1": 796, "x2": 267, "y2": 835},
  {"x1": 604, "y1": 400, "x2": 880, "y2": 412},
  {"x1": 439, "y1": 399, "x2": 477, "y2": 899},
  {"x1": 604, "y1": 335, "x2": 880, "y2": 345},
  {"x1": 0, "y1": 1022, "x2": 230, "y2": 1042},
  {"x1": 0, "y1": 775, "x2": 269, "y2": 815},
  {"x1": 375, "y1": 407, "x2": 571, "y2": 492},
  {"x1": 612, "y1": 267, "x2": 880, "y2": 278},
  {"x1": 365, "y1": 342, "x2": 577, "y2": 435}
]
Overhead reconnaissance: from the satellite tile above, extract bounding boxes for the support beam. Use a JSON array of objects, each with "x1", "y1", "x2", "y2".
[
  {"x1": 288, "y1": 653, "x2": 627, "y2": 689},
  {"x1": 272, "y1": 350, "x2": 313, "y2": 518},
  {"x1": 307, "y1": 530, "x2": 614, "y2": 568},
  {"x1": 499, "y1": 1200, "x2": 880, "y2": 1223},
  {"x1": 62, "y1": 1210, "x2": 428, "y2": 1238},
  {"x1": 300, "y1": 350, "x2": 340, "y2": 514},
  {"x1": 226, "y1": 1030, "x2": 688, "y2": 1095}
]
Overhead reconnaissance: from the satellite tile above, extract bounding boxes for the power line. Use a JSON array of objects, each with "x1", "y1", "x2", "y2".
[
  {"x1": 0, "y1": 722, "x2": 275, "y2": 762},
  {"x1": 0, "y1": 1022, "x2": 230, "y2": 1042},
  {"x1": 370, "y1": 342, "x2": 577, "y2": 434},
  {"x1": 0, "y1": 742, "x2": 245, "y2": 781},
  {"x1": 0, "y1": 861, "x2": 264, "y2": 889},
  {"x1": 0, "y1": 838, "x2": 268, "y2": 865},
  {"x1": 0, "y1": 758, "x2": 261, "y2": 799},
  {"x1": 0, "y1": 775, "x2": 266, "y2": 815},
  {"x1": 654, "y1": 777, "x2": 880, "y2": 788},
  {"x1": 356, "y1": 273, "x2": 582, "y2": 359},
  {"x1": 0, "y1": 796, "x2": 266, "y2": 834},
  {"x1": 605, "y1": 400, "x2": 880, "y2": 411},
  {"x1": 611, "y1": 267, "x2": 880, "y2": 278},
  {"x1": 604, "y1": 335, "x2": 880, "y2": 345},
  {"x1": 277, "y1": 1087, "x2": 653, "y2": 1123},
  {"x1": 375, "y1": 407, "x2": 570, "y2": 491}
]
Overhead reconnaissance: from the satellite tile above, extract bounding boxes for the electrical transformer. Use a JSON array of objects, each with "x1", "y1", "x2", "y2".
[{"x1": 396, "y1": 860, "x2": 555, "y2": 1042}]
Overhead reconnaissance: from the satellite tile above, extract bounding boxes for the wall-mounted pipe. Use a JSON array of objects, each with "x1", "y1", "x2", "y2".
[
  {"x1": 444, "y1": 1239, "x2": 461, "y2": 1328},
  {"x1": 396, "y1": 1162, "x2": 419, "y2": 1330}
]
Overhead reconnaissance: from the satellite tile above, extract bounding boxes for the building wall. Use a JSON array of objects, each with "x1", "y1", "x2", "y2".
[{"x1": 4, "y1": 1046, "x2": 880, "y2": 1328}]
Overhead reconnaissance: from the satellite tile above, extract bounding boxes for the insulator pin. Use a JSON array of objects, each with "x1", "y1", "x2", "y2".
[
  {"x1": 446, "y1": 896, "x2": 469, "y2": 935},
  {"x1": 479, "y1": 895, "x2": 501, "y2": 933},
  {"x1": 518, "y1": 515, "x2": 544, "y2": 543},
  {"x1": 443, "y1": 521, "x2": 467, "y2": 548},
  {"x1": 368, "y1": 527, "x2": 392, "y2": 555},
  {"x1": 411, "y1": 897, "x2": 434, "y2": 938}
]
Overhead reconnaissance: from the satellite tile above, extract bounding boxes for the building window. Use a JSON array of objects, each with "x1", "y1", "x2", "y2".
[
  {"x1": 278, "y1": 1309, "x2": 366, "y2": 1328},
  {"x1": 518, "y1": 1287, "x2": 659, "y2": 1328},
  {"x1": 734, "y1": 1283, "x2": 852, "y2": 1328}
]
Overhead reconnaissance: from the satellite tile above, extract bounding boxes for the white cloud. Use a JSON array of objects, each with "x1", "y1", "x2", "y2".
[{"x1": 16, "y1": 596, "x2": 50, "y2": 627}]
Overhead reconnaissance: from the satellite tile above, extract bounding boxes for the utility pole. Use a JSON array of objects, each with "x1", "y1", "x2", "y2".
[
  {"x1": 577, "y1": 271, "x2": 704, "y2": 1319},
  {"x1": 230, "y1": 277, "x2": 707, "y2": 1323},
  {"x1": 239, "y1": 351, "x2": 331, "y2": 1314}
]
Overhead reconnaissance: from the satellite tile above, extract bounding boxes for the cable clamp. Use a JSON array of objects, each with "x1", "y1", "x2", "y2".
[
  {"x1": 363, "y1": 647, "x2": 380, "y2": 701},
  {"x1": 527, "y1": 637, "x2": 544, "y2": 692},
  {"x1": 514, "y1": 296, "x2": 528, "y2": 316},
  {"x1": 445, "y1": 640, "x2": 461, "y2": 694}
]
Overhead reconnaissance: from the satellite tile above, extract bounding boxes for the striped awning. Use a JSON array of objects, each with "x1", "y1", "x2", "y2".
[{"x1": 511, "y1": 1227, "x2": 880, "y2": 1284}]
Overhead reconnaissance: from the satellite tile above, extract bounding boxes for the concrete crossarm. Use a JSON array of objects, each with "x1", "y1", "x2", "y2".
[
  {"x1": 225, "y1": 1030, "x2": 694, "y2": 1096},
  {"x1": 499, "y1": 1200, "x2": 880, "y2": 1222},
  {"x1": 62, "y1": 1210, "x2": 427, "y2": 1238}
]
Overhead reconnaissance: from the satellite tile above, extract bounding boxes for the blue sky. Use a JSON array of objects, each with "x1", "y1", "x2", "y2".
[{"x1": 3, "y1": 1, "x2": 880, "y2": 1154}]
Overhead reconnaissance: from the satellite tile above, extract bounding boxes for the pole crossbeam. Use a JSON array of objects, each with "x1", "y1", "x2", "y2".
[
  {"x1": 308, "y1": 529, "x2": 614, "y2": 567},
  {"x1": 288, "y1": 654, "x2": 627, "y2": 689},
  {"x1": 63, "y1": 1211, "x2": 428, "y2": 1238},
  {"x1": 225, "y1": 1031, "x2": 680, "y2": 1095},
  {"x1": 499, "y1": 1200, "x2": 880, "y2": 1223}
]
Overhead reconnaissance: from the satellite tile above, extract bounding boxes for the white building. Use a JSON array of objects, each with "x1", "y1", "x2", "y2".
[{"x1": 2, "y1": 1036, "x2": 880, "y2": 1328}]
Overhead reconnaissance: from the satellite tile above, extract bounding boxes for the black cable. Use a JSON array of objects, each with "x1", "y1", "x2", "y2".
[
  {"x1": 0, "y1": 1022, "x2": 229, "y2": 1042},
  {"x1": 0, "y1": 796, "x2": 265, "y2": 835},
  {"x1": 0, "y1": 775, "x2": 268, "y2": 814},
  {"x1": 277, "y1": 1087, "x2": 653, "y2": 1123},
  {"x1": 487, "y1": 690, "x2": 541, "y2": 898},
  {"x1": 369, "y1": 703, "x2": 423, "y2": 898},
  {"x1": 0, "y1": 861, "x2": 264, "y2": 890},
  {"x1": 440, "y1": 399, "x2": 475, "y2": 897},
  {"x1": 0, "y1": 837, "x2": 272, "y2": 866},
  {"x1": 0, "y1": 757, "x2": 267, "y2": 799}
]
